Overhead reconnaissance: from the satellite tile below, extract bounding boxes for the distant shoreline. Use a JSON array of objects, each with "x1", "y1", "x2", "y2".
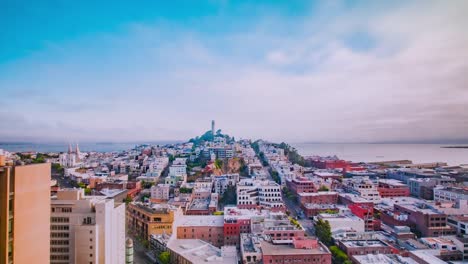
[{"x1": 441, "y1": 146, "x2": 468, "y2": 149}]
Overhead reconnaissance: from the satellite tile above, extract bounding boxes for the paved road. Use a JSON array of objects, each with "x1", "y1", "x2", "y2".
[{"x1": 128, "y1": 234, "x2": 155, "y2": 264}]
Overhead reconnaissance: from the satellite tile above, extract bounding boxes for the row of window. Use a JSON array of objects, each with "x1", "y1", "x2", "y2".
[
  {"x1": 51, "y1": 225, "x2": 70, "y2": 231},
  {"x1": 51, "y1": 240, "x2": 69, "y2": 245},
  {"x1": 51, "y1": 233, "x2": 69, "y2": 238},
  {"x1": 51, "y1": 247, "x2": 69, "y2": 253},
  {"x1": 51, "y1": 207, "x2": 72, "y2": 213},
  {"x1": 51, "y1": 217, "x2": 69, "y2": 223}
]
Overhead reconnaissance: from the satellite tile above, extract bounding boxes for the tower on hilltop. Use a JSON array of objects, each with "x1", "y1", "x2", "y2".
[{"x1": 211, "y1": 120, "x2": 215, "y2": 136}]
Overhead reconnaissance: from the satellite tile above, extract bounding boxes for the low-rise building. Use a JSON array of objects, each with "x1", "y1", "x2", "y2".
[
  {"x1": 176, "y1": 215, "x2": 225, "y2": 247},
  {"x1": 166, "y1": 239, "x2": 238, "y2": 264},
  {"x1": 150, "y1": 184, "x2": 170, "y2": 202},
  {"x1": 377, "y1": 179, "x2": 410, "y2": 198},
  {"x1": 127, "y1": 202, "x2": 176, "y2": 240}
]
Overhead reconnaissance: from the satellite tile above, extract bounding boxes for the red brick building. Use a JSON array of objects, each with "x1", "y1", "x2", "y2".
[
  {"x1": 261, "y1": 238, "x2": 331, "y2": 264},
  {"x1": 378, "y1": 179, "x2": 410, "y2": 198},
  {"x1": 176, "y1": 215, "x2": 225, "y2": 247},
  {"x1": 348, "y1": 203, "x2": 381, "y2": 231},
  {"x1": 286, "y1": 177, "x2": 316, "y2": 194}
]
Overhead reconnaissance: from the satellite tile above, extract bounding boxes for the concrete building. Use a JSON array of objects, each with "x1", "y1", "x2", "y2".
[
  {"x1": 408, "y1": 177, "x2": 456, "y2": 199},
  {"x1": 50, "y1": 188, "x2": 126, "y2": 264},
  {"x1": 0, "y1": 162, "x2": 51, "y2": 264},
  {"x1": 166, "y1": 238, "x2": 238, "y2": 264},
  {"x1": 316, "y1": 213, "x2": 365, "y2": 233},
  {"x1": 150, "y1": 184, "x2": 170, "y2": 202},
  {"x1": 433, "y1": 186, "x2": 468, "y2": 203},
  {"x1": 237, "y1": 179, "x2": 283, "y2": 211},
  {"x1": 343, "y1": 177, "x2": 381, "y2": 203},
  {"x1": 127, "y1": 202, "x2": 176, "y2": 240},
  {"x1": 393, "y1": 203, "x2": 456, "y2": 237},
  {"x1": 176, "y1": 215, "x2": 225, "y2": 247}
]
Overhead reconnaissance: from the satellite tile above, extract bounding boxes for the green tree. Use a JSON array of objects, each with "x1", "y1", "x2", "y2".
[
  {"x1": 214, "y1": 159, "x2": 223, "y2": 169},
  {"x1": 318, "y1": 185, "x2": 329, "y2": 191},
  {"x1": 124, "y1": 196, "x2": 133, "y2": 204},
  {"x1": 315, "y1": 219, "x2": 332, "y2": 246},
  {"x1": 179, "y1": 187, "x2": 193, "y2": 194},
  {"x1": 329, "y1": 246, "x2": 351, "y2": 264},
  {"x1": 158, "y1": 251, "x2": 170, "y2": 264},
  {"x1": 84, "y1": 188, "x2": 91, "y2": 195}
]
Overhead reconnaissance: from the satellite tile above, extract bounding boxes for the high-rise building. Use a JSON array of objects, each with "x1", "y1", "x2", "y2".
[
  {"x1": 0, "y1": 158, "x2": 51, "y2": 264},
  {"x1": 50, "y1": 188, "x2": 126, "y2": 264}
]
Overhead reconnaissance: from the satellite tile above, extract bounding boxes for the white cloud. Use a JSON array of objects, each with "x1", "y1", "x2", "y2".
[{"x1": 1, "y1": 0, "x2": 467, "y2": 143}]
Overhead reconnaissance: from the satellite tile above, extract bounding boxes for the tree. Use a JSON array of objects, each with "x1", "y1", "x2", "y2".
[
  {"x1": 84, "y1": 188, "x2": 91, "y2": 195},
  {"x1": 158, "y1": 251, "x2": 170, "y2": 264},
  {"x1": 329, "y1": 246, "x2": 351, "y2": 264},
  {"x1": 318, "y1": 185, "x2": 329, "y2": 192},
  {"x1": 124, "y1": 196, "x2": 133, "y2": 204},
  {"x1": 315, "y1": 219, "x2": 332, "y2": 246},
  {"x1": 214, "y1": 159, "x2": 223, "y2": 169}
]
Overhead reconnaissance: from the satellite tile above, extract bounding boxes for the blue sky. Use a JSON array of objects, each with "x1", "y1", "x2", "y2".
[{"x1": 1, "y1": 0, "x2": 467, "y2": 143}]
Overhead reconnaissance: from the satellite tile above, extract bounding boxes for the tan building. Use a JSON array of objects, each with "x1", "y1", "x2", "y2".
[
  {"x1": 127, "y1": 202, "x2": 176, "y2": 240},
  {"x1": 51, "y1": 188, "x2": 126, "y2": 264},
  {"x1": 0, "y1": 160, "x2": 51, "y2": 264}
]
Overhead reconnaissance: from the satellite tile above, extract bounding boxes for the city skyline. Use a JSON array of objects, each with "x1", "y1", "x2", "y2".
[{"x1": 1, "y1": 0, "x2": 467, "y2": 143}]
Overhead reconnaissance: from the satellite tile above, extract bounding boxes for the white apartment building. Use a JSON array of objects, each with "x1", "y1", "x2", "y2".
[
  {"x1": 343, "y1": 176, "x2": 381, "y2": 203},
  {"x1": 169, "y1": 158, "x2": 187, "y2": 180},
  {"x1": 237, "y1": 179, "x2": 283, "y2": 210},
  {"x1": 50, "y1": 189, "x2": 126, "y2": 264},
  {"x1": 151, "y1": 184, "x2": 170, "y2": 201},
  {"x1": 434, "y1": 187, "x2": 468, "y2": 203}
]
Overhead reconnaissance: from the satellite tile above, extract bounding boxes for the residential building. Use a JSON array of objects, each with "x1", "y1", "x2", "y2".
[
  {"x1": 127, "y1": 203, "x2": 176, "y2": 240},
  {"x1": 51, "y1": 188, "x2": 126, "y2": 264},
  {"x1": 237, "y1": 179, "x2": 283, "y2": 211},
  {"x1": 0, "y1": 162, "x2": 51, "y2": 264},
  {"x1": 343, "y1": 177, "x2": 381, "y2": 203},
  {"x1": 150, "y1": 184, "x2": 170, "y2": 202}
]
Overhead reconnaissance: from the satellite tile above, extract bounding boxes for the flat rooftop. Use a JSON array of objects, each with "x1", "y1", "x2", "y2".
[
  {"x1": 167, "y1": 239, "x2": 237, "y2": 263},
  {"x1": 342, "y1": 240, "x2": 388, "y2": 248},
  {"x1": 177, "y1": 215, "x2": 224, "y2": 227},
  {"x1": 259, "y1": 240, "x2": 328, "y2": 256},
  {"x1": 187, "y1": 199, "x2": 210, "y2": 210}
]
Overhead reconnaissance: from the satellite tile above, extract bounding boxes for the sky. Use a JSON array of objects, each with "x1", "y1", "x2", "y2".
[{"x1": 1, "y1": 0, "x2": 467, "y2": 143}]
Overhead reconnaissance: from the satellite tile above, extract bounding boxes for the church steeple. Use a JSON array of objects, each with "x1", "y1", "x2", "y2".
[
  {"x1": 75, "y1": 143, "x2": 80, "y2": 155},
  {"x1": 68, "y1": 143, "x2": 73, "y2": 154}
]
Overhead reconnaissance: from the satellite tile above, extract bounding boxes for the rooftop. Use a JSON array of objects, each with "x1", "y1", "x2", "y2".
[
  {"x1": 177, "y1": 215, "x2": 224, "y2": 227},
  {"x1": 342, "y1": 240, "x2": 388, "y2": 248},
  {"x1": 167, "y1": 239, "x2": 237, "y2": 264},
  {"x1": 259, "y1": 239, "x2": 329, "y2": 256}
]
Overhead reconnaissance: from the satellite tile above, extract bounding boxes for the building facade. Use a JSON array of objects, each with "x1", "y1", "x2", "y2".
[
  {"x1": 0, "y1": 162, "x2": 51, "y2": 264},
  {"x1": 50, "y1": 189, "x2": 126, "y2": 264}
]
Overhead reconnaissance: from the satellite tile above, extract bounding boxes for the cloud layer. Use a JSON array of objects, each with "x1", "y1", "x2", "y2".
[{"x1": 1, "y1": 0, "x2": 467, "y2": 143}]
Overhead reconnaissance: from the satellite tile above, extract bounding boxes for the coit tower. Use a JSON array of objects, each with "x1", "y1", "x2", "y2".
[{"x1": 211, "y1": 120, "x2": 215, "y2": 136}]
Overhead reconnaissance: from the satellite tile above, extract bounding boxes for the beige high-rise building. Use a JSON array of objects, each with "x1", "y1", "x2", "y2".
[
  {"x1": 0, "y1": 158, "x2": 51, "y2": 264},
  {"x1": 51, "y1": 188, "x2": 126, "y2": 264}
]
